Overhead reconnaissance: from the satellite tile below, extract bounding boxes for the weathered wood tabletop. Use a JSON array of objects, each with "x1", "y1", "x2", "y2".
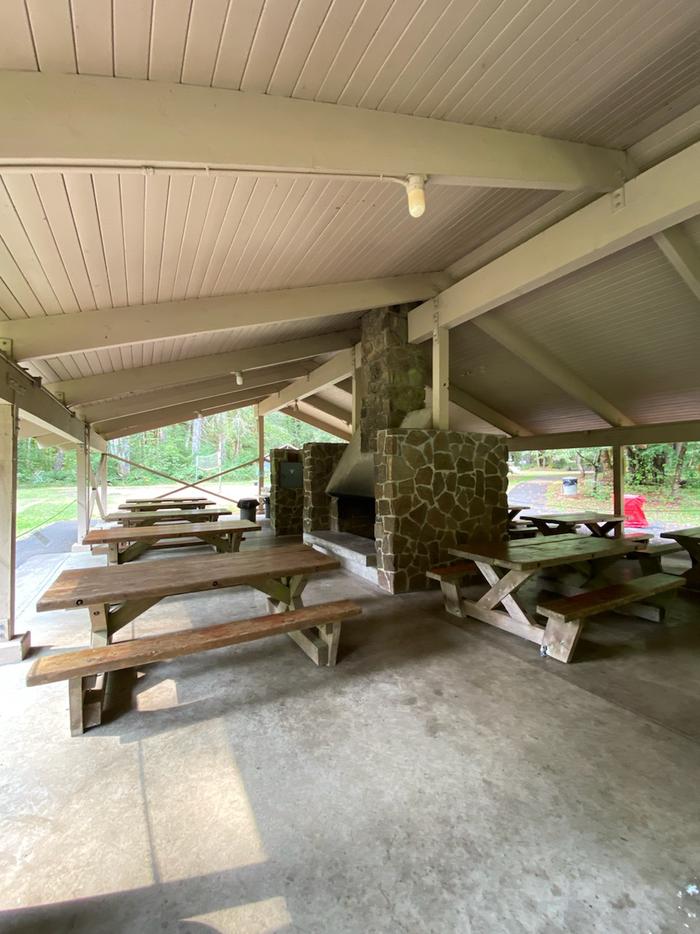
[
  {"x1": 37, "y1": 544, "x2": 341, "y2": 657},
  {"x1": 661, "y1": 527, "x2": 700, "y2": 589},
  {"x1": 105, "y1": 507, "x2": 232, "y2": 527},
  {"x1": 527, "y1": 511, "x2": 626, "y2": 538},
  {"x1": 441, "y1": 534, "x2": 642, "y2": 647},
  {"x1": 84, "y1": 518, "x2": 261, "y2": 563},
  {"x1": 124, "y1": 496, "x2": 208, "y2": 503},
  {"x1": 118, "y1": 498, "x2": 215, "y2": 511}
]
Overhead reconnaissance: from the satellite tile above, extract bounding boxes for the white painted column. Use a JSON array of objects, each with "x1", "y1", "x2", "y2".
[
  {"x1": 257, "y1": 415, "x2": 265, "y2": 499},
  {"x1": 432, "y1": 317, "x2": 450, "y2": 430},
  {"x1": 74, "y1": 433, "x2": 90, "y2": 551},
  {"x1": 351, "y1": 344, "x2": 362, "y2": 435},
  {"x1": 98, "y1": 453, "x2": 108, "y2": 518},
  {"x1": 612, "y1": 444, "x2": 624, "y2": 537},
  {"x1": 0, "y1": 402, "x2": 29, "y2": 662}
]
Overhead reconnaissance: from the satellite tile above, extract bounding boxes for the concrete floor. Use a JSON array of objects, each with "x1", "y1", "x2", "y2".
[{"x1": 1, "y1": 528, "x2": 699, "y2": 933}]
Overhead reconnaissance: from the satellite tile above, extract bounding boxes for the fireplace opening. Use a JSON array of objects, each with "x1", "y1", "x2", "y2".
[{"x1": 329, "y1": 494, "x2": 375, "y2": 540}]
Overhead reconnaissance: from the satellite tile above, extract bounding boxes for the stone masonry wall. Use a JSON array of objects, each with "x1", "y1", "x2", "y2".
[
  {"x1": 270, "y1": 448, "x2": 303, "y2": 536},
  {"x1": 360, "y1": 307, "x2": 427, "y2": 454},
  {"x1": 375, "y1": 429, "x2": 508, "y2": 593},
  {"x1": 302, "y1": 442, "x2": 347, "y2": 533}
]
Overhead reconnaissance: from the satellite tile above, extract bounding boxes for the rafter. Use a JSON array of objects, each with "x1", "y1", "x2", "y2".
[
  {"x1": 0, "y1": 71, "x2": 628, "y2": 192},
  {"x1": 409, "y1": 141, "x2": 700, "y2": 342},
  {"x1": 506, "y1": 420, "x2": 700, "y2": 452},
  {"x1": 258, "y1": 351, "x2": 354, "y2": 416},
  {"x1": 472, "y1": 317, "x2": 633, "y2": 428},
  {"x1": 448, "y1": 385, "x2": 532, "y2": 437},
  {"x1": 4, "y1": 275, "x2": 443, "y2": 362},
  {"x1": 281, "y1": 406, "x2": 351, "y2": 442},
  {"x1": 298, "y1": 396, "x2": 352, "y2": 426},
  {"x1": 47, "y1": 331, "x2": 359, "y2": 407},
  {"x1": 653, "y1": 224, "x2": 700, "y2": 301},
  {"x1": 78, "y1": 363, "x2": 310, "y2": 424}
]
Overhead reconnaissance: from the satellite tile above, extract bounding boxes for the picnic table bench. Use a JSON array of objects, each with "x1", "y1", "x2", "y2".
[
  {"x1": 124, "y1": 495, "x2": 207, "y2": 503},
  {"x1": 84, "y1": 518, "x2": 261, "y2": 564},
  {"x1": 428, "y1": 533, "x2": 682, "y2": 662},
  {"x1": 528, "y1": 512, "x2": 625, "y2": 538},
  {"x1": 661, "y1": 527, "x2": 700, "y2": 591},
  {"x1": 37, "y1": 543, "x2": 341, "y2": 658},
  {"x1": 105, "y1": 507, "x2": 231, "y2": 527},
  {"x1": 28, "y1": 600, "x2": 362, "y2": 735},
  {"x1": 118, "y1": 498, "x2": 215, "y2": 511}
]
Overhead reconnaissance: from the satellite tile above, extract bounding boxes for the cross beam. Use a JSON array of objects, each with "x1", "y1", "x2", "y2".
[
  {"x1": 0, "y1": 71, "x2": 628, "y2": 192},
  {"x1": 258, "y1": 351, "x2": 354, "y2": 416}
]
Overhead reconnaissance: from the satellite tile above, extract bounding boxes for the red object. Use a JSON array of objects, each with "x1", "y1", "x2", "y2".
[{"x1": 624, "y1": 494, "x2": 648, "y2": 528}]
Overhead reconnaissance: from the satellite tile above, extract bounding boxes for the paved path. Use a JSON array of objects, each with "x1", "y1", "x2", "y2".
[
  {"x1": 508, "y1": 478, "x2": 553, "y2": 507},
  {"x1": 16, "y1": 520, "x2": 78, "y2": 568}
]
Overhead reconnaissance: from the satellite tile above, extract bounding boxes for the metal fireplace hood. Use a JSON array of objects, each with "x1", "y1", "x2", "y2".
[{"x1": 326, "y1": 408, "x2": 432, "y2": 499}]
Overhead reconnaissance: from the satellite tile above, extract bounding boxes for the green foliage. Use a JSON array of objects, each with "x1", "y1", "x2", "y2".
[{"x1": 17, "y1": 407, "x2": 340, "y2": 488}]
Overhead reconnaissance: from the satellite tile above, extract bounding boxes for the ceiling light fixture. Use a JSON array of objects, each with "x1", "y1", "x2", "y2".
[
  {"x1": 233, "y1": 371, "x2": 244, "y2": 386},
  {"x1": 405, "y1": 174, "x2": 426, "y2": 218}
]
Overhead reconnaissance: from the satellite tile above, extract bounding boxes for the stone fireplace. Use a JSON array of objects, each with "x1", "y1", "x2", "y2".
[{"x1": 300, "y1": 305, "x2": 508, "y2": 592}]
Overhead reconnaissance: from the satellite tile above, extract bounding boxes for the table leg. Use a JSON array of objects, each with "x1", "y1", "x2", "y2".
[
  {"x1": 454, "y1": 563, "x2": 544, "y2": 645},
  {"x1": 88, "y1": 603, "x2": 110, "y2": 646},
  {"x1": 259, "y1": 576, "x2": 340, "y2": 665}
]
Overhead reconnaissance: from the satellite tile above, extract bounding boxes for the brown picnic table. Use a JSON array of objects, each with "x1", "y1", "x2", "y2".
[
  {"x1": 118, "y1": 498, "x2": 215, "y2": 511},
  {"x1": 124, "y1": 496, "x2": 207, "y2": 502},
  {"x1": 84, "y1": 518, "x2": 261, "y2": 564},
  {"x1": 37, "y1": 543, "x2": 342, "y2": 661},
  {"x1": 105, "y1": 507, "x2": 231, "y2": 527},
  {"x1": 527, "y1": 511, "x2": 626, "y2": 538},
  {"x1": 507, "y1": 503, "x2": 530, "y2": 522},
  {"x1": 661, "y1": 527, "x2": 700, "y2": 590},
  {"x1": 442, "y1": 533, "x2": 647, "y2": 658}
]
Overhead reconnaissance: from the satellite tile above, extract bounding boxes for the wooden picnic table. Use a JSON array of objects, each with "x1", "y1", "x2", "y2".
[
  {"x1": 37, "y1": 543, "x2": 341, "y2": 662},
  {"x1": 661, "y1": 527, "x2": 700, "y2": 590},
  {"x1": 507, "y1": 503, "x2": 530, "y2": 522},
  {"x1": 105, "y1": 507, "x2": 231, "y2": 527},
  {"x1": 443, "y1": 533, "x2": 642, "y2": 648},
  {"x1": 119, "y1": 498, "x2": 215, "y2": 511},
  {"x1": 527, "y1": 511, "x2": 626, "y2": 538},
  {"x1": 84, "y1": 518, "x2": 261, "y2": 564},
  {"x1": 124, "y1": 496, "x2": 207, "y2": 503}
]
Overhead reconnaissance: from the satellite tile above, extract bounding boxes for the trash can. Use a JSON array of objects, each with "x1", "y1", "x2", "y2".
[
  {"x1": 562, "y1": 477, "x2": 578, "y2": 496},
  {"x1": 237, "y1": 499, "x2": 259, "y2": 522},
  {"x1": 263, "y1": 495, "x2": 271, "y2": 519}
]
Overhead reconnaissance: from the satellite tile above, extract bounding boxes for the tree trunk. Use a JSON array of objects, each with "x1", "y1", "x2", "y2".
[{"x1": 671, "y1": 442, "x2": 688, "y2": 493}]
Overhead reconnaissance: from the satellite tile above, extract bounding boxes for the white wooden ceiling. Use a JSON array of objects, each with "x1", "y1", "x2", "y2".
[{"x1": 0, "y1": 0, "x2": 698, "y2": 439}]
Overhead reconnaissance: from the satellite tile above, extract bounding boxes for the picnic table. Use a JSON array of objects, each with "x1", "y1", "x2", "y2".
[
  {"x1": 442, "y1": 533, "x2": 644, "y2": 655},
  {"x1": 119, "y1": 498, "x2": 214, "y2": 511},
  {"x1": 507, "y1": 503, "x2": 530, "y2": 522},
  {"x1": 125, "y1": 496, "x2": 207, "y2": 502},
  {"x1": 105, "y1": 507, "x2": 231, "y2": 527},
  {"x1": 84, "y1": 518, "x2": 260, "y2": 564},
  {"x1": 661, "y1": 527, "x2": 700, "y2": 590},
  {"x1": 527, "y1": 511, "x2": 626, "y2": 538},
  {"x1": 37, "y1": 543, "x2": 341, "y2": 660}
]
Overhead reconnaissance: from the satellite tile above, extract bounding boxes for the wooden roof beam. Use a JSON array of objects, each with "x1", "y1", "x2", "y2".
[
  {"x1": 507, "y1": 420, "x2": 700, "y2": 451},
  {"x1": 409, "y1": 141, "x2": 700, "y2": 342},
  {"x1": 3, "y1": 276, "x2": 444, "y2": 362},
  {"x1": 280, "y1": 406, "x2": 351, "y2": 442},
  {"x1": 653, "y1": 224, "x2": 700, "y2": 301},
  {"x1": 258, "y1": 351, "x2": 354, "y2": 416},
  {"x1": 448, "y1": 385, "x2": 532, "y2": 437},
  {"x1": 0, "y1": 71, "x2": 628, "y2": 193}
]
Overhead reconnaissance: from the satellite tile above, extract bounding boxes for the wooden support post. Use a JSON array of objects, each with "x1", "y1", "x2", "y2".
[
  {"x1": 257, "y1": 415, "x2": 265, "y2": 499},
  {"x1": 612, "y1": 444, "x2": 624, "y2": 538},
  {"x1": 98, "y1": 453, "x2": 108, "y2": 518},
  {"x1": 74, "y1": 433, "x2": 90, "y2": 551},
  {"x1": 351, "y1": 344, "x2": 362, "y2": 435},
  {"x1": 0, "y1": 402, "x2": 30, "y2": 663},
  {"x1": 432, "y1": 318, "x2": 449, "y2": 430}
]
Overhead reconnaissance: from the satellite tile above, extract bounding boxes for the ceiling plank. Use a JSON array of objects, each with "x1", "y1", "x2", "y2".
[
  {"x1": 409, "y1": 141, "x2": 700, "y2": 342},
  {"x1": 47, "y1": 331, "x2": 359, "y2": 407},
  {"x1": 507, "y1": 420, "x2": 700, "y2": 451},
  {"x1": 258, "y1": 351, "x2": 354, "y2": 416},
  {"x1": 472, "y1": 317, "x2": 634, "y2": 428},
  {"x1": 3, "y1": 275, "x2": 444, "y2": 361},
  {"x1": 0, "y1": 71, "x2": 628, "y2": 192},
  {"x1": 653, "y1": 225, "x2": 700, "y2": 301},
  {"x1": 448, "y1": 385, "x2": 531, "y2": 437},
  {"x1": 78, "y1": 363, "x2": 310, "y2": 424}
]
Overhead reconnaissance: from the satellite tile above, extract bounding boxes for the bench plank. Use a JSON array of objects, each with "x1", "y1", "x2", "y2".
[
  {"x1": 427, "y1": 561, "x2": 477, "y2": 581},
  {"x1": 538, "y1": 573, "x2": 683, "y2": 622},
  {"x1": 27, "y1": 600, "x2": 361, "y2": 686},
  {"x1": 84, "y1": 519, "x2": 259, "y2": 544}
]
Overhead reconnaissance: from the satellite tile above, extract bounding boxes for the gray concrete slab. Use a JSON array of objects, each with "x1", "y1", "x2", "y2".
[
  {"x1": 16, "y1": 520, "x2": 79, "y2": 568},
  {"x1": 1, "y1": 530, "x2": 699, "y2": 933}
]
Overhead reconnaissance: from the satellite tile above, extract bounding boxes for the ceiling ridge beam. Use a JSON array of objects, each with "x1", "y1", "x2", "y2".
[
  {"x1": 652, "y1": 224, "x2": 700, "y2": 301},
  {"x1": 409, "y1": 141, "x2": 700, "y2": 342},
  {"x1": 472, "y1": 317, "x2": 633, "y2": 428},
  {"x1": 448, "y1": 384, "x2": 532, "y2": 437},
  {"x1": 47, "y1": 331, "x2": 359, "y2": 407},
  {"x1": 0, "y1": 71, "x2": 628, "y2": 192},
  {"x1": 4, "y1": 275, "x2": 446, "y2": 362},
  {"x1": 258, "y1": 350, "x2": 354, "y2": 416}
]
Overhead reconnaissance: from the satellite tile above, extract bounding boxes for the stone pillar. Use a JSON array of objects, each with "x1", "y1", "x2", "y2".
[
  {"x1": 0, "y1": 402, "x2": 29, "y2": 663},
  {"x1": 269, "y1": 448, "x2": 304, "y2": 536},
  {"x1": 359, "y1": 307, "x2": 427, "y2": 453},
  {"x1": 302, "y1": 442, "x2": 347, "y2": 532},
  {"x1": 375, "y1": 429, "x2": 508, "y2": 593}
]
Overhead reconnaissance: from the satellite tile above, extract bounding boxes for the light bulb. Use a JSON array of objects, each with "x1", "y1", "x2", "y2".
[
  {"x1": 406, "y1": 174, "x2": 426, "y2": 218},
  {"x1": 234, "y1": 371, "x2": 244, "y2": 386}
]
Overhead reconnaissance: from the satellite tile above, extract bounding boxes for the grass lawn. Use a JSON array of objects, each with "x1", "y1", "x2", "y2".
[{"x1": 16, "y1": 487, "x2": 77, "y2": 537}]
